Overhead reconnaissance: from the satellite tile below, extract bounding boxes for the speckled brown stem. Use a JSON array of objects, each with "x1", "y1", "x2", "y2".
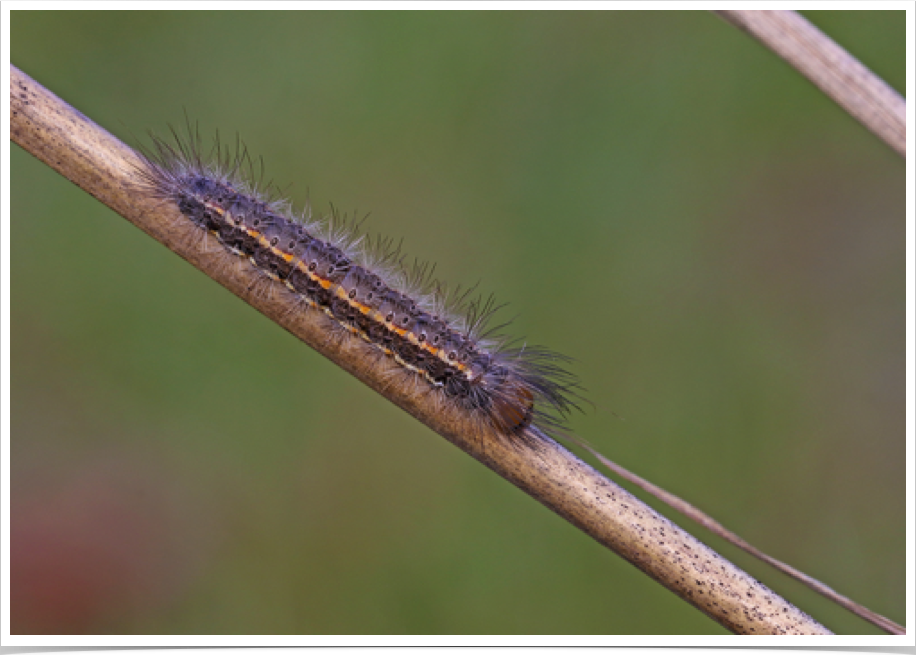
[{"x1": 10, "y1": 63, "x2": 832, "y2": 635}]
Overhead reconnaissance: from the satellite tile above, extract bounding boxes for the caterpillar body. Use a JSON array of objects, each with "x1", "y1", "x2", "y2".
[{"x1": 136, "y1": 129, "x2": 582, "y2": 444}]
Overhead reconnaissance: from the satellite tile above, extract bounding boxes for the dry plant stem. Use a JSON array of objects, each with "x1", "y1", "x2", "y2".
[
  {"x1": 10, "y1": 64, "x2": 832, "y2": 636},
  {"x1": 716, "y1": 10, "x2": 906, "y2": 158},
  {"x1": 580, "y1": 447, "x2": 904, "y2": 635}
]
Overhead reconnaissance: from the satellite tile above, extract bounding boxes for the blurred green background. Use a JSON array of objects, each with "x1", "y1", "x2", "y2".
[{"x1": 10, "y1": 11, "x2": 905, "y2": 635}]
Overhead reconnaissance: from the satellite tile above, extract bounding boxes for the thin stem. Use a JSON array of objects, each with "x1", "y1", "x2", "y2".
[
  {"x1": 10, "y1": 63, "x2": 832, "y2": 635},
  {"x1": 578, "y1": 445, "x2": 904, "y2": 635},
  {"x1": 715, "y1": 10, "x2": 906, "y2": 158}
]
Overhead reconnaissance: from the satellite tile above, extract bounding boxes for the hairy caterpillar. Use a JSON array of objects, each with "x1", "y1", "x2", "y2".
[{"x1": 134, "y1": 127, "x2": 583, "y2": 445}]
